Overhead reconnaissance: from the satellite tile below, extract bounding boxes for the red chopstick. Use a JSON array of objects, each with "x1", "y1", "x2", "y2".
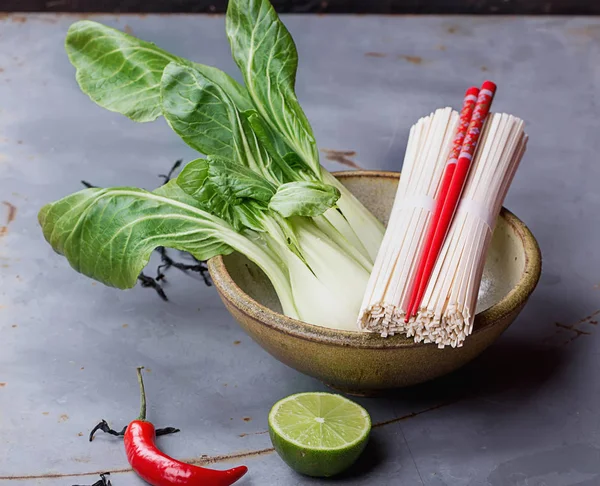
[
  {"x1": 404, "y1": 86, "x2": 480, "y2": 321},
  {"x1": 406, "y1": 81, "x2": 497, "y2": 321}
]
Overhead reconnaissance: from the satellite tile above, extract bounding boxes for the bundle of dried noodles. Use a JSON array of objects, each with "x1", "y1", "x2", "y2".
[{"x1": 358, "y1": 105, "x2": 527, "y2": 348}]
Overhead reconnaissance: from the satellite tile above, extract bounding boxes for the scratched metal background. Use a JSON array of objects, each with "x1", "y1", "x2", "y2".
[{"x1": 1, "y1": 13, "x2": 599, "y2": 486}]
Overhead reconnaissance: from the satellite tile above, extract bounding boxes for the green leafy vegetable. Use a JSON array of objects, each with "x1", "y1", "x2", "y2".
[
  {"x1": 66, "y1": 20, "x2": 251, "y2": 122},
  {"x1": 38, "y1": 186, "x2": 234, "y2": 288},
  {"x1": 178, "y1": 157, "x2": 276, "y2": 205},
  {"x1": 176, "y1": 157, "x2": 275, "y2": 231},
  {"x1": 269, "y1": 181, "x2": 340, "y2": 218},
  {"x1": 161, "y1": 62, "x2": 281, "y2": 183},
  {"x1": 160, "y1": 63, "x2": 239, "y2": 158},
  {"x1": 226, "y1": 0, "x2": 320, "y2": 177},
  {"x1": 47, "y1": 0, "x2": 389, "y2": 331}
]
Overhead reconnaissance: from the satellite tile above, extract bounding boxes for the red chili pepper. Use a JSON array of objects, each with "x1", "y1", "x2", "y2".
[{"x1": 90, "y1": 367, "x2": 248, "y2": 486}]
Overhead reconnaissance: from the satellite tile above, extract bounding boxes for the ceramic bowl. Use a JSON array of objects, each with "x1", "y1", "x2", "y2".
[{"x1": 208, "y1": 171, "x2": 541, "y2": 394}]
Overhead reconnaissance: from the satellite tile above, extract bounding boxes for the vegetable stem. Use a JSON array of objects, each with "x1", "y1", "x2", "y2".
[{"x1": 136, "y1": 366, "x2": 147, "y2": 421}]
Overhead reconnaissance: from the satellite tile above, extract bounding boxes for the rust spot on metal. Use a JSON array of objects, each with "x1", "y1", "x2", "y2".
[
  {"x1": 574, "y1": 309, "x2": 600, "y2": 326},
  {"x1": 73, "y1": 456, "x2": 91, "y2": 463},
  {"x1": 122, "y1": 323, "x2": 128, "y2": 328},
  {"x1": 398, "y1": 55, "x2": 424, "y2": 65},
  {"x1": 11, "y1": 324, "x2": 17, "y2": 328},
  {"x1": 3, "y1": 201, "x2": 17, "y2": 224},
  {"x1": 124, "y1": 24, "x2": 133, "y2": 35},
  {"x1": 437, "y1": 44, "x2": 447, "y2": 51},
  {"x1": 372, "y1": 400, "x2": 459, "y2": 428},
  {"x1": 0, "y1": 68, "x2": 3, "y2": 73},
  {"x1": 321, "y1": 149, "x2": 363, "y2": 169},
  {"x1": 547, "y1": 310, "x2": 600, "y2": 345},
  {"x1": 0, "y1": 202, "x2": 16, "y2": 239},
  {"x1": 0, "y1": 383, "x2": 6, "y2": 387},
  {"x1": 238, "y1": 433, "x2": 248, "y2": 438},
  {"x1": 191, "y1": 447, "x2": 275, "y2": 466},
  {"x1": 242, "y1": 417, "x2": 252, "y2": 422},
  {"x1": 554, "y1": 322, "x2": 590, "y2": 336},
  {"x1": 365, "y1": 52, "x2": 387, "y2": 58},
  {"x1": 145, "y1": 368, "x2": 152, "y2": 373},
  {"x1": 58, "y1": 414, "x2": 69, "y2": 422},
  {"x1": 38, "y1": 16, "x2": 58, "y2": 24},
  {"x1": 233, "y1": 340, "x2": 241, "y2": 345},
  {"x1": 567, "y1": 25, "x2": 600, "y2": 41},
  {"x1": 11, "y1": 15, "x2": 27, "y2": 24},
  {"x1": 481, "y1": 65, "x2": 489, "y2": 72},
  {"x1": 78, "y1": 432, "x2": 84, "y2": 436},
  {"x1": 42, "y1": 411, "x2": 49, "y2": 415},
  {"x1": 447, "y1": 26, "x2": 458, "y2": 34}
]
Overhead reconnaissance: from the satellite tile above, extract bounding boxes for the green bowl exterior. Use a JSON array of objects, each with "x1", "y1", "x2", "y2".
[{"x1": 208, "y1": 171, "x2": 542, "y2": 392}]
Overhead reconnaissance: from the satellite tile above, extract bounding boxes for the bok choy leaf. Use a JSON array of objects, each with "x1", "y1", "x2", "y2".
[
  {"x1": 66, "y1": 20, "x2": 252, "y2": 122},
  {"x1": 226, "y1": 0, "x2": 321, "y2": 178},
  {"x1": 176, "y1": 157, "x2": 275, "y2": 232},
  {"x1": 269, "y1": 182, "x2": 340, "y2": 218},
  {"x1": 160, "y1": 62, "x2": 283, "y2": 183},
  {"x1": 38, "y1": 186, "x2": 234, "y2": 288}
]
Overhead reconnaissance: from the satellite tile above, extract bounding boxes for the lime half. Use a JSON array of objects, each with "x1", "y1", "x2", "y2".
[{"x1": 268, "y1": 392, "x2": 371, "y2": 477}]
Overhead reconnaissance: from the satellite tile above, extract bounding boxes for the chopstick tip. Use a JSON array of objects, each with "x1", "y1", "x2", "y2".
[
  {"x1": 465, "y1": 86, "x2": 480, "y2": 97},
  {"x1": 481, "y1": 80, "x2": 497, "y2": 92}
]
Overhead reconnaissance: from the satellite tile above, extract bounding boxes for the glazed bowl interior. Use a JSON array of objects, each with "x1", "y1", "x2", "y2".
[{"x1": 220, "y1": 172, "x2": 528, "y2": 333}]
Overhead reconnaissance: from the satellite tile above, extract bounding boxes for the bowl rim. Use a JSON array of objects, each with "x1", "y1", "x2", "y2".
[{"x1": 208, "y1": 170, "x2": 542, "y2": 349}]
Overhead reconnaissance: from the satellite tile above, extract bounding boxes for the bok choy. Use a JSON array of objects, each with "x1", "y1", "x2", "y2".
[{"x1": 39, "y1": 0, "x2": 385, "y2": 330}]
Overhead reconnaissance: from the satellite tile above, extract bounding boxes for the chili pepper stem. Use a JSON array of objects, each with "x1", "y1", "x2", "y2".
[{"x1": 136, "y1": 366, "x2": 147, "y2": 421}]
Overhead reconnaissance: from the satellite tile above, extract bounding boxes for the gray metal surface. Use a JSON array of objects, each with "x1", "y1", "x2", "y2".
[{"x1": 0, "y1": 12, "x2": 599, "y2": 486}]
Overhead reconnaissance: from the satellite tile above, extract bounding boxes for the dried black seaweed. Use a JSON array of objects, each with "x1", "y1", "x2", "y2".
[{"x1": 156, "y1": 246, "x2": 211, "y2": 286}]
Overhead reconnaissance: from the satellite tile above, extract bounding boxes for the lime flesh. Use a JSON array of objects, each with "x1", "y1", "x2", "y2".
[{"x1": 268, "y1": 392, "x2": 371, "y2": 477}]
